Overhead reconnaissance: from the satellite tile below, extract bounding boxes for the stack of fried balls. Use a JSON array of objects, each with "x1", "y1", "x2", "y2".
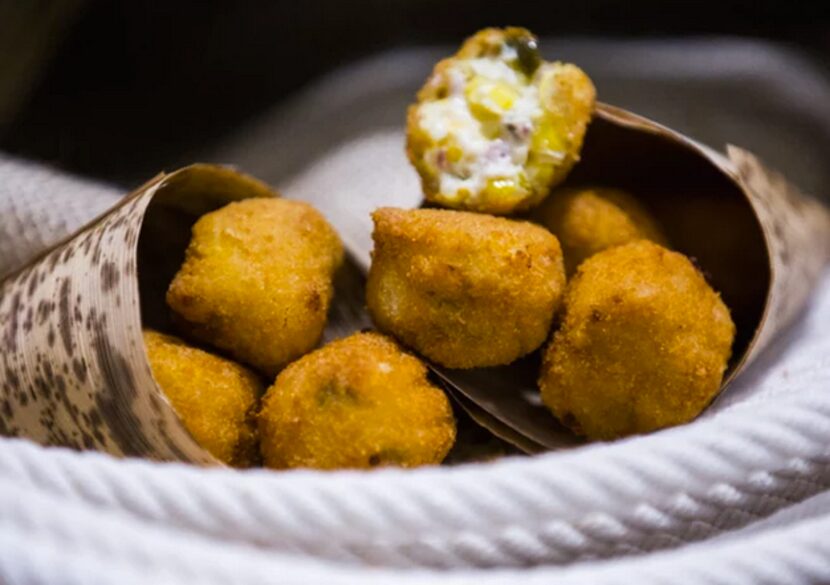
[{"x1": 144, "y1": 27, "x2": 735, "y2": 471}]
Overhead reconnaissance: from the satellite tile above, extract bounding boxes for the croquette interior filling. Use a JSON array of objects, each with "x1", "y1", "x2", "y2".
[{"x1": 415, "y1": 38, "x2": 563, "y2": 205}]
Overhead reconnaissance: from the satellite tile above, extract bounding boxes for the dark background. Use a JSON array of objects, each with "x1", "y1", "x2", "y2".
[{"x1": 1, "y1": 0, "x2": 829, "y2": 186}]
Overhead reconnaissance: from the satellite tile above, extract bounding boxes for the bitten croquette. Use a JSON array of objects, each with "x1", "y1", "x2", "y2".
[
  {"x1": 258, "y1": 332, "x2": 456, "y2": 470},
  {"x1": 539, "y1": 241, "x2": 735, "y2": 440},
  {"x1": 367, "y1": 207, "x2": 566, "y2": 368},
  {"x1": 534, "y1": 186, "x2": 667, "y2": 274},
  {"x1": 166, "y1": 198, "x2": 343, "y2": 377},
  {"x1": 407, "y1": 27, "x2": 596, "y2": 214},
  {"x1": 144, "y1": 330, "x2": 263, "y2": 467}
]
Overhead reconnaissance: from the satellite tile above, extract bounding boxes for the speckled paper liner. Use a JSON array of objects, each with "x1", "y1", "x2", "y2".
[
  {"x1": 431, "y1": 103, "x2": 830, "y2": 451},
  {"x1": 724, "y1": 146, "x2": 830, "y2": 381},
  {"x1": 0, "y1": 165, "x2": 275, "y2": 464},
  {"x1": 2, "y1": 112, "x2": 827, "y2": 462}
]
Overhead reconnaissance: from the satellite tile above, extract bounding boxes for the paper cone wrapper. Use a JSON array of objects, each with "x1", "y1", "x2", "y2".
[
  {"x1": 2, "y1": 107, "x2": 828, "y2": 460},
  {"x1": 0, "y1": 165, "x2": 275, "y2": 463},
  {"x1": 434, "y1": 103, "x2": 830, "y2": 451}
]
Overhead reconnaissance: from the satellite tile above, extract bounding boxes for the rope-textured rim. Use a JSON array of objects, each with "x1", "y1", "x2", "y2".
[
  {"x1": 3, "y1": 378, "x2": 830, "y2": 568},
  {"x1": 2, "y1": 56, "x2": 830, "y2": 576},
  {"x1": 3, "y1": 471, "x2": 830, "y2": 584}
]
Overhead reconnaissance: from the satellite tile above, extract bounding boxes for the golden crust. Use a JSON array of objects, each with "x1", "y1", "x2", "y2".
[
  {"x1": 258, "y1": 332, "x2": 456, "y2": 470},
  {"x1": 535, "y1": 186, "x2": 667, "y2": 274},
  {"x1": 367, "y1": 207, "x2": 566, "y2": 368},
  {"x1": 166, "y1": 198, "x2": 343, "y2": 377},
  {"x1": 539, "y1": 241, "x2": 736, "y2": 440},
  {"x1": 144, "y1": 330, "x2": 263, "y2": 467}
]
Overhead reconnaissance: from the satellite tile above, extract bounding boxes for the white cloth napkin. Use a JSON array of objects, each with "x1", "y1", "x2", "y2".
[{"x1": 3, "y1": 41, "x2": 830, "y2": 583}]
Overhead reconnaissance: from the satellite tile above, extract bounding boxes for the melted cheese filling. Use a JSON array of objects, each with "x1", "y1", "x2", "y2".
[{"x1": 415, "y1": 50, "x2": 546, "y2": 203}]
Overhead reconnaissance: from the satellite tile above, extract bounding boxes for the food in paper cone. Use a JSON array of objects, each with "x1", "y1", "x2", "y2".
[
  {"x1": 533, "y1": 186, "x2": 667, "y2": 275},
  {"x1": 539, "y1": 241, "x2": 736, "y2": 440},
  {"x1": 406, "y1": 27, "x2": 595, "y2": 215},
  {"x1": 167, "y1": 198, "x2": 344, "y2": 377},
  {"x1": 390, "y1": 30, "x2": 825, "y2": 445},
  {"x1": 258, "y1": 332, "x2": 456, "y2": 470},
  {"x1": 144, "y1": 330, "x2": 262, "y2": 467},
  {"x1": 366, "y1": 207, "x2": 566, "y2": 369},
  {"x1": 4, "y1": 26, "x2": 827, "y2": 465},
  {"x1": 0, "y1": 166, "x2": 279, "y2": 465}
]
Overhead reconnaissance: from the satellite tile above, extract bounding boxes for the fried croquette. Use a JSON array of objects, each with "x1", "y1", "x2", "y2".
[
  {"x1": 258, "y1": 332, "x2": 456, "y2": 470},
  {"x1": 539, "y1": 241, "x2": 735, "y2": 440},
  {"x1": 166, "y1": 198, "x2": 343, "y2": 377},
  {"x1": 535, "y1": 186, "x2": 667, "y2": 274},
  {"x1": 367, "y1": 208, "x2": 566, "y2": 369},
  {"x1": 144, "y1": 330, "x2": 263, "y2": 467},
  {"x1": 407, "y1": 27, "x2": 596, "y2": 215}
]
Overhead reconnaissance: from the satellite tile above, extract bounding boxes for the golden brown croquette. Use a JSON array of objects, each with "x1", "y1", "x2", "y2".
[
  {"x1": 367, "y1": 207, "x2": 566, "y2": 368},
  {"x1": 144, "y1": 330, "x2": 263, "y2": 467},
  {"x1": 166, "y1": 198, "x2": 343, "y2": 377},
  {"x1": 534, "y1": 186, "x2": 667, "y2": 274},
  {"x1": 258, "y1": 332, "x2": 456, "y2": 470},
  {"x1": 539, "y1": 241, "x2": 735, "y2": 440}
]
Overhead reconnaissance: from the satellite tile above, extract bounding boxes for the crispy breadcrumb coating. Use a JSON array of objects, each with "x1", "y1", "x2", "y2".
[
  {"x1": 144, "y1": 330, "x2": 263, "y2": 467},
  {"x1": 535, "y1": 186, "x2": 667, "y2": 274},
  {"x1": 258, "y1": 332, "x2": 456, "y2": 470},
  {"x1": 367, "y1": 207, "x2": 566, "y2": 368},
  {"x1": 166, "y1": 198, "x2": 343, "y2": 377},
  {"x1": 539, "y1": 241, "x2": 735, "y2": 440}
]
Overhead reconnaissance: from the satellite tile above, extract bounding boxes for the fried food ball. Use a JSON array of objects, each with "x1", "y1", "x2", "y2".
[
  {"x1": 407, "y1": 27, "x2": 596, "y2": 215},
  {"x1": 166, "y1": 198, "x2": 343, "y2": 377},
  {"x1": 534, "y1": 186, "x2": 667, "y2": 275},
  {"x1": 143, "y1": 330, "x2": 263, "y2": 467},
  {"x1": 258, "y1": 332, "x2": 456, "y2": 470},
  {"x1": 367, "y1": 207, "x2": 566, "y2": 368},
  {"x1": 539, "y1": 241, "x2": 735, "y2": 440}
]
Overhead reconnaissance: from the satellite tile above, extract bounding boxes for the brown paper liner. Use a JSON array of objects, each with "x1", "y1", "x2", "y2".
[
  {"x1": 2, "y1": 105, "x2": 828, "y2": 461},
  {"x1": 431, "y1": 103, "x2": 830, "y2": 451},
  {"x1": 723, "y1": 146, "x2": 830, "y2": 380},
  {"x1": 0, "y1": 165, "x2": 275, "y2": 463}
]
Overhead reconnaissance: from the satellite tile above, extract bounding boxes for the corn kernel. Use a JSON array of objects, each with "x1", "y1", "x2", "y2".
[
  {"x1": 530, "y1": 119, "x2": 567, "y2": 161},
  {"x1": 465, "y1": 77, "x2": 518, "y2": 120},
  {"x1": 483, "y1": 177, "x2": 522, "y2": 202},
  {"x1": 446, "y1": 145, "x2": 463, "y2": 163}
]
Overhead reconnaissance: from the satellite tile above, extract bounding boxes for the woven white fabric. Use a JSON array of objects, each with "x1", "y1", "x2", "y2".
[
  {"x1": 0, "y1": 155, "x2": 118, "y2": 279},
  {"x1": 2, "y1": 43, "x2": 830, "y2": 581},
  {"x1": 2, "y1": 152, "x2": 830, "y2": 584}
]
